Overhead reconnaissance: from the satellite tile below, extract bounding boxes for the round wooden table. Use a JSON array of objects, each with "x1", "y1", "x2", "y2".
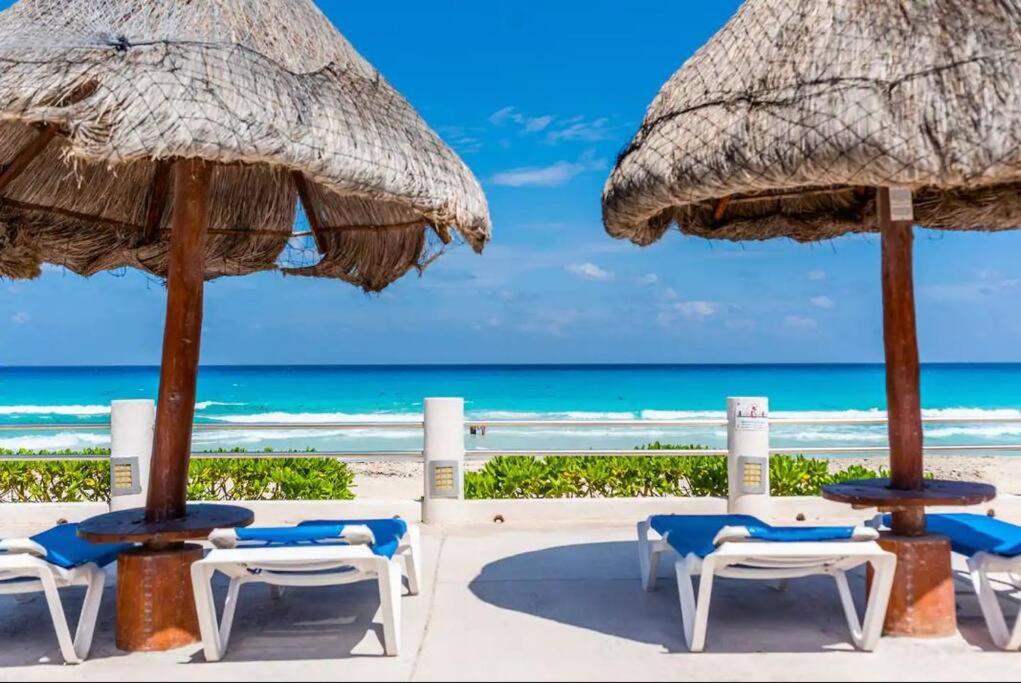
[
  {"x1": 78, "y1": 503, "x2": 253, "y2": 652},
  {"x1": 822, "y1": 478, "x2": 996, "y2": 637}
]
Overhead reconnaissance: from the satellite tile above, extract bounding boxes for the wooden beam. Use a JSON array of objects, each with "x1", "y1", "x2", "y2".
[
  {"x1": 0, "y1": 196, "x2": 141, "y2": 232},
  {"x1": 712, "y1": 196, "x2": 731, "y2": 223},
  {"x1": 145, "y1": 159, "x2": 211, "y2": 523},
  {"x1": 878, "y1": 186, "x2": 925, "y2": 536},
  {"x1": 0, "y1": 125, "x2": 56, "y2": 194},
  {"x1": 139, "y1": 161, "x2": 173, "y2": 245}
]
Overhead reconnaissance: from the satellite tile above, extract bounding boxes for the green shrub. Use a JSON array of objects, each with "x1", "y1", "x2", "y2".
[
  {"x1": 464, "y1": 444, "x2": 890, "y2": 499},
  {"x1": 0, "y1": 460, "x2": 110, "y2": 503},
  {"x1": 187, "y1": 458, "x2": 354, "y2": 501},
  {"x1": 0, "y1": 449, "x2": 354, "y2": 503}
]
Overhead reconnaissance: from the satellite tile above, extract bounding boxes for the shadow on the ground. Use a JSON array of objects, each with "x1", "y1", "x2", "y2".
[
  {"x1": 468, "y1": 540, "x2": 917, "y2": 654},
  {"x1": 185, "y1": 575, "x2": 395, "y2": 663},
  {"x1": 0, "y1": 584, "x2": 131, "y2": 667}
]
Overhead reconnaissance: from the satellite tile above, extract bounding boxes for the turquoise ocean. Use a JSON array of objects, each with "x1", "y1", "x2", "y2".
[{"x1": 1, "y1": 364, "x2": 1020, "y2": 455}]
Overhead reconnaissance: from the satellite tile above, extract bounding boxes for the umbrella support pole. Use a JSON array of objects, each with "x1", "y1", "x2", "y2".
[
  {"x1": 146, "y1": 159, "x2": 211, "y2": 524},
  {"x1": 99, "y1": 159, "x2": 218, "y2": 653},
  {"x1": 877, "y1": 188, "x2": 956, "y2": 636},
  {"x1": 879, "y1": 192, "x2": 924, "y2": 519}
]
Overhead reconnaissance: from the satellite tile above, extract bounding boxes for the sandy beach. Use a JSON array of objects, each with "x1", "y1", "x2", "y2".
[{"x1": 349, "y1": 455, "x2": 1021, "y2": 500}]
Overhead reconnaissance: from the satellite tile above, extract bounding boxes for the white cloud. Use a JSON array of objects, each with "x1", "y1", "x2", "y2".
[
  {"x1": 807, "y1": 270, "x2": 827, "y2": 281},
  {"x1": 547, "y1": 116, "x2": 613, "y2": 143},
  {"x1": 520, "y1": 309, "x2": 582, "y2": 337},
  {"x1": 10, "y1": 312, "x2": 30, "y2": 324},
  {"x1": 658, "y1": 300, "x2": 719, "y2": 327},
  {"x1": 491, "y1": 152, "x2": 606, "y2": 188},
  {"x1": 489, "y1": 107, "x2": 555, "y2": 134},
  {"x1": 674, "y1": 301, "x2": 718, "y2": 320},
  {"x1": 489, "y1": 106, "x2": 518, "y2": 126},
  {"x1": 922, "y1": 269, "x2": 1021, "y2": 302},
  {"x1": 784, "y1": 315, "x2": 818, "y2": 331},
  {"x1": 438, "y1": 125, "x2": 484, "y2": 154},
  {"x1": 726, "y1": 319, "x2": 757, "y2": 331},
  {"x1": 472, "y1": 317, "x2": 502, "y2": 331},
  {"x1": 637, "y1": 273, "x2": 660, "y2": 286},
  {"x1": 566, "y1": 262, "x2": 613, "y2": 281},
  {"x1": 810, "y1": 295, "x2": 835, "y2": 309},
  {"x1": 524, "y1": 115, "x2": 554, "y2": 133}
]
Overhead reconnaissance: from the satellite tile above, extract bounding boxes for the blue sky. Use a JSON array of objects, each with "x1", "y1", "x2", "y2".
[{"x1": 3, "y1": 0, "x2": 1021, "y2": 365}]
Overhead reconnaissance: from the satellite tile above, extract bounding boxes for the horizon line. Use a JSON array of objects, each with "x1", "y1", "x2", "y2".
[{"x1": 3, "y1": 361, "x2": 1021, "y2": 370}]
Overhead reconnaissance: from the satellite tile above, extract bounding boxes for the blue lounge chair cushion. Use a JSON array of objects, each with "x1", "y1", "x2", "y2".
[
  {"x1": 650, "y1": 514, "x2": 861, "y2": 558},
  {"x1": 235, "y1": 519, "x2": 408, "y2": 558},
  {"x1": 0, "y1": 523, "x2": 132, "y2": 570},
  {"x1": 650, "y1": 515, "x2": 764, "y2": 558},
  {"x1": 883, "y1": 513, "x2": 1021, "y2": 558}
]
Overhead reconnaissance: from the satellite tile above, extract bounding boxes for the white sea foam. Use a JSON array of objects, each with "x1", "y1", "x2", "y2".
[
  {"x1": 0, "y1": 432, "x2": 109, "y2": 450},
  {"x1": 195, "y1": 401, "x2": 246, "y2": 410},
  {"x1": 0, "y1": 404, "x2": 110, "y2": 416},
  {"x1": 206, "y1": 411, "x2": 423, "y2": 424}
]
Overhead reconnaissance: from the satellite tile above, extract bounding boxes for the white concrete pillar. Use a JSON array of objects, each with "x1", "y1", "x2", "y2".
[
  {"x1": 108, "y1": 399, "x2": 155, "y2": 512},
  {"x1": 422, "y1": 397, "x2": 465, "y2": 525},
  {"x1": 726, "y1": 397, "x2": 770, "y2": 515}
]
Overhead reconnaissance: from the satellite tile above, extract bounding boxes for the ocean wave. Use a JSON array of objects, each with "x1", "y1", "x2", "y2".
[
  {"x1": 0, "y1": 432, "x2": 109, "y2": 450},
  {"x1": 194, "y1": 428, "x2": 420, "y2": 443},
  {"x1": 205, "y1": 411, "x2": 423, "y2": 424},
  {"x1": 473, "y1": 410, "x2": 638, "y2": 420},
  {"x1": 195, "y1": 401, "x2": 247, "y2": 410},
  {"x1": 0, "y1": 404, "x2": 110, "y2": 416}
]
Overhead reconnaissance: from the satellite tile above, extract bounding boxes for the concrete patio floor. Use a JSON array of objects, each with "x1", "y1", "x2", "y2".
[{"x1": 2, "y1": 522, "x2": 1021, "y2": 682}]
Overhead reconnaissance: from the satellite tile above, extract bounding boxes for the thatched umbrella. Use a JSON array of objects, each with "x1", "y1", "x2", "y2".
[
  {"x1": 604, "y1": 0, "x2": 1016, "y2": 636},
  {"x1": 0, "y1": 0, "x2": 489, "y2": 650}
]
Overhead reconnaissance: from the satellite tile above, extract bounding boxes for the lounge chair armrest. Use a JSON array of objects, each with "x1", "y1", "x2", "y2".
[
  {"x1": 209, "y1": 528, "x2": 240, "y2": 549},
  {"x1": 713, "y1": 525, "x2": 878, "y2": 545},
  {"x1": 0, "y1": 538, "x2": 48, "y2": 558},
  {"x1": 209, "y1": 524, "x2": 377, "y2": 549}
]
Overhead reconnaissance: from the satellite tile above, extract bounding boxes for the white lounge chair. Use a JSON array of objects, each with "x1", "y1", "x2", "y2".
[
  {"x1": 638, "y1": 514, "x2": 896, "y2": 652},
  {"x1": 873, "y1": 513, "x2": 1021, "y2": 650},
  {"x1": 191, "y1": 518, "x2": 420, "y2": 661},
  {"x1": 0, "y1": 523, "x2": 131, "y2": 664}
]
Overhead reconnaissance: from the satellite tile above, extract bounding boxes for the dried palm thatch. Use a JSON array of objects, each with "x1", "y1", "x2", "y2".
[
  {"x1": 603, "y1": 0, "x2": 1021, "y2": 245},
  {"x1": 0, "y1": 0, "x2": 490, "y2": 290}
]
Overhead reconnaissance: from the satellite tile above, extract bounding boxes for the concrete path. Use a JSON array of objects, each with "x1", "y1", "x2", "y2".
[{"x1": 2, "y1": 522, "x2": 1020, "y2": 681}]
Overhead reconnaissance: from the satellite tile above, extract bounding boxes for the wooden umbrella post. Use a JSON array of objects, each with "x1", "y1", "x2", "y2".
[
  {"x1": 77, "y1": 159, "x2": 253, "y2": 652},
  {"x1": 873, "y1": 187, "x2": 955, "y2": 636},
  {"x1": 146, "y1": 159, "x2": 211, "y2": 523},
  {"x1": 825, "y1": 187, "x2": 995, "y2": 636},
  {"x1": 878, "y1": 188, "x2": 926, "y2": 537}
]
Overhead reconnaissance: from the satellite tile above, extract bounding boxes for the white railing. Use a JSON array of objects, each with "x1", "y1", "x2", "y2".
[{"x1": 2, "y1": 415, "x2": 1021, "y2": 461}]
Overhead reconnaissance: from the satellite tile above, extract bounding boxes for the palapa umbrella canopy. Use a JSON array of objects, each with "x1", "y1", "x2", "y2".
[
  {"x1": 604, "y1": 0, "x2": 1021, "y2": 246},
  {"x1": 0, "y1": 0, "x2": 490, "y2": 525},
  {"x1": 604, "y1": 0, "x2": 1017, "y2": 635}
]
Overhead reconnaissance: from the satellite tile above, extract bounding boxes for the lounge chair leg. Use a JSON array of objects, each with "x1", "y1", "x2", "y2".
[
  {"x1": 834, "y1": 570, "x2": 864, "y2": 647},
  {"x1": 71, "y1": 566, "x2": 106, "y2": 662},
  {"x1": 969, "y1": 554, "x2": 1016, "y2": 650},
  {"x1": 676, "y1": 556, "x2": 713, "y2": 652},
  {"x1": 852, "y1": 555, "x2": 896, "y2": 651},
  {"x1": 377, "y1": 559, "x2": 403, "y2": 656},
  {"x1": 638, "y1": 521, "x2": 660, "y2": 591},
  {"x1": 219, "y1": 577, "x2": 244, "y2": 654},
  {"x1": 38, "y1": 570, "x2": 80, "y2": 664},
  {"x1": 191, "y1": 563, "x2": 227, "y2": 662},
  {"x1": 402, "y1": 526, "x2": 422, "y2": 596}
]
